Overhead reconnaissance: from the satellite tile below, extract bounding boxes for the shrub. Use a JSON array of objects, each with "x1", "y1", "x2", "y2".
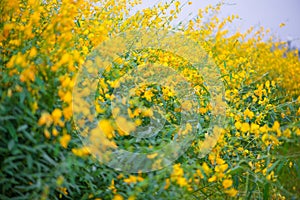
[{"x1": 1, "y1": 0, "x2": 299, "y2": 199}]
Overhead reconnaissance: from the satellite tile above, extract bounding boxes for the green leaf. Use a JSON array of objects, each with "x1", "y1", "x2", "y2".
[
  {"x1": 26, "y1": 154, "x2": 33, "y2": 169},
  {"x1": 267, "y1": 160, "x2": 281, "y2": 174},
  {"x1": 6, "y1": 121, "x2": 17, "y2": 140},
  {"x1": 263, "y1": 183, "x2": 270, "y2": 200},
  {"x1": 17, "y1": 124, "x2": 28, "y2": 132},
  {"x1": 8, "y1": 140, "x2": 15, "y2": 151}
]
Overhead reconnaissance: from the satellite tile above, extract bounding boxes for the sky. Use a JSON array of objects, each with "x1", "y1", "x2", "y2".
[{"x1": 132, "y1": 0, "x2": 300, "y2": 48}]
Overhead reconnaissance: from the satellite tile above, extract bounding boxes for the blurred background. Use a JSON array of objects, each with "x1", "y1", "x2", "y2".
[{"x1": 132, "y1": 0, "x2": 300, "y2": 49}]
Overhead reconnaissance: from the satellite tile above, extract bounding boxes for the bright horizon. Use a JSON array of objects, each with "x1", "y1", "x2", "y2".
[{"x1": 132, "y1": 0, "x2": 300, "y2": 48}]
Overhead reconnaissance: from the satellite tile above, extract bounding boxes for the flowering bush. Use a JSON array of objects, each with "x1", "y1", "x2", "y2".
[{"x1": 1, "y1": 0, "x2": 299, "y2": 199}]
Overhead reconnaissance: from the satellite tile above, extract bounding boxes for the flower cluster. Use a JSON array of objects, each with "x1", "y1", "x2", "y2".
[{"x1": 1, "y1": 0, "x2": 299, "y2": 199}]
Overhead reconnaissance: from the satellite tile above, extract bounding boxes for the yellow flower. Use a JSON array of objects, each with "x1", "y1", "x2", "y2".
[
  {"x1": 128, "y1": 196, "x2": 135, "y2": 200},
  {"x1": 177, "y1": 177, "x2": 188, "y2": 187},
  {"x1": 56, "y1": 176, "x2": 64, "y2": 186},
  {"x1": 164, "y1": 179, "x2": 170, "y2": 190},
  {"x1": 172, "y1": 164, "x2": 184, "y2": 176},
  {"x1": 123, "y1": 175, "x2": 144, "y2": 184},
  {"x1": 235, "y1": 121, "x2": 242, "y2": 130},
  {"x1": 170, "y1": 164, "x2": 189, "y2": 187},
  {"x1": 63, "y1": 106, "x2": 72, "y2": 120},
  {"x1": 29, "y1": 47, "x2": 37, "y2": 58},
  {"x1": 265, "y1": 80, "x2": 270, "y2": 89},
  {"x1": 202, "y1": 162, "x2": 211, "y2": 175},
  {"x1": 244, "y1": 108, "x2": 254, "y2": 120},
  {"x1": 283, "y1": 128, "x2": 291, "y2": 138},
  {"x1": 20, "y1": 68, "x2": 35, "y2": 82},
  {"x1": 30, "y1": 11, "x2": 40, "y2": 24},
  {"x1": 180, "y1": 123, "x2": 192, "y2": 135},
  {"x1": 31, "y1": 101, "x2": 38, "y2": 113},
  {"x1": 143, "y1": 90, "x2": 154, "y2": 101},
  {"x1": 133, "y1": 108, "x2": 141, "y2": 117},
  {"x1": 272, "y1": 121, "x2": 281, "y2": 136},
  {"x1": 44, "y1": 129, "x2": 51, "y2": 139},
  {"x1": 262, "y1": 134, "x2": 280, "y2": 146},
  {"x1": 57, "y1": 187, "x2": 68, "y2": 195},
  {"x1": 147, "y1": 153, "x2": 158, "y2": 159},
  {"x1": 115, "y1": 116, "x2": 136, "y2": 135},
  {"x1": 108, "y1": 179, "x2": 116, "y2": 193},
  {"x1": 135, "y1": 119, "x2": 142, "y2": 126},
  {"x1": 222, "y1": 179, "x2": 233, "y2": 189},
  {"x1": 216, "y1": 158, "x2": 225, "y2": 165},
  {"x1": 60, "y1": 134, "x2": 71, "y2": 148},
  {"x1": 181, "y1": 100, "x2": 192, "y2": 111},
  {"x1": 62, "y1": 91, "x2": 72, "y2": 103},
  {"x1": 72, "y1": 147, "x2": 90, "y2": 157},
  {"x1": 60, "y1": 53, "x2": 71, "y2": 64},
  {"x1": 198, "y1": 107, "x2": 207, "y2": 114},
  {"x1": 215, "y1": 164, "x2": 228, "y2": 173},
  {"x1": 296, "y1": 128, "x2": 300, "y2": 136},
  {"x1": 99, "y1": 119, "x2": 115, "y2": 139},
  {"x1": 241, "y1": 122, "x2": 250, "y2": 132},
  {"x1": 38, "y1": 112, "x2": 53, "y2": 127},
  {"x1": 52, "y1": 108, "x2": 62, "y2": 124},
  {"x1": 208, "y1": 175, "x2": 217, "y2": 182},
  {"x1": 272, "y1": 121, "x2": 280, "y2": 130},
  {"x1": 113, "y1": 194, "x2": 123, "y2": 200},
  {"x1": 162, "y1": 87, "x2": 175, "y2": 100},
  {"x1": 225, "y1": 188, "x2": 238, "y2": 197},
  {"x1": 279, "y1": 23, "x2": 285, "y2": 28},
  {"x1": 250, "y1": 123, "x2": 259, "y2": 134},
  {"x1": 259, "y1": 125, "x2": 268, "y2": 133},
  {"x1": 52, "y1": 128, "x2": 59, "y2": 137},
  {"x1": 175, "y1": 1, "x2": 180, "y2": 9},
  {"x1": 142, "y1": 108, "x2": 153, "y2": 117},
  {"x1": 266, "y1": 171, "x2": 275, "y2": 181}
]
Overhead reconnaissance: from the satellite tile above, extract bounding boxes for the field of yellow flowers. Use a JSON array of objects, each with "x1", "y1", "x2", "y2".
[{"x1": 1, "y1": 0, "x2": 300, "y2": 199}]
